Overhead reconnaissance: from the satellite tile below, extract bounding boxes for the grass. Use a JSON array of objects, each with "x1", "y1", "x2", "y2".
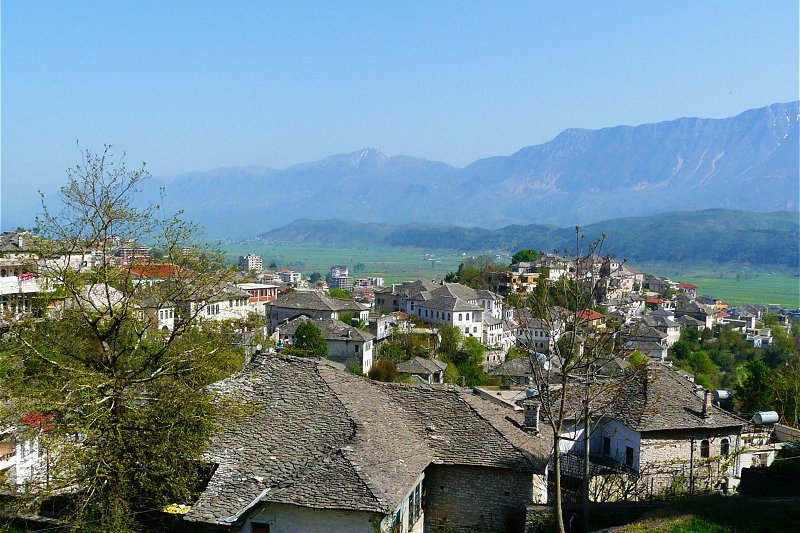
[
  {"x1": 222, "y1": 243, "x2": 470, "y2": 284},
  {"x1": 605, "y1": 495, "x2": 800, "y2": 532}
]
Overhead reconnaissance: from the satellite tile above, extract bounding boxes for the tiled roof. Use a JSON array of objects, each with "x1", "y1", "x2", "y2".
[
  {"x1": 397, "y1": 356, "x2": 447, "y2": 375},
  {"x1": 609, "y1": 365, "x2": 745, "y2": 433},
  {"x1": 270, "y1": 291, "x2": 368, "y2": 313},
  {"x1": 278, "y1": 316, "x2": 375, "y2": 343},
  {"x1": 186, "y1": 356, "x2": 537, "y2": 525}
]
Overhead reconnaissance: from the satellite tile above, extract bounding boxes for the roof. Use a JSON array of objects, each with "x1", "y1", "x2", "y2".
[
  {"x1": 270, "y1": 291, "x2": 368, "y2": 313},
  {"x1": 577, "y1": 309, "x2": 605, "y2": 321},
  {"x1": 397, "y1": 356, "x2": 448, "y2": 375},
  {"x1": 129, "y1": 263, "x2": 182, "y2": 279},
  {"x1": 236, "y1": 283, "x2": 279, "y2": 290},
  {"x1": 406, "y1": 282, "x2": 482, "y2": 312},
  {"x1": 277, "y1": 316, "x2": 375, "y2": 343},
  {"x1": 186, "y1": 356, "x2": 537, "y2": 525},
  {"x1": 609, "y1": 365, "x2": 745, "y2": 433},
  {"x1": 488, "y1": 355, "x2": 548, "y2": 378},
  {"x1": 678, "y1": 282, "x2": 698, "y2": 289},
  {"x1": 676, "y1": 315, "x2": 706, "y2": 327}
]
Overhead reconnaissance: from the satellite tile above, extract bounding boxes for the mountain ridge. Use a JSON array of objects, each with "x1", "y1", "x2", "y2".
[
  {"x1": 131, "y1": 101, "x2": 798, "y2": 238},
  {"x1": 257, "y1": 209, "x2": 800, "y2": 268}
]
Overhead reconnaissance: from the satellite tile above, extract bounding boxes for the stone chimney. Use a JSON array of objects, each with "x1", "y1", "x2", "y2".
[
  {"x1": 702, "y1": 389, "x2": 713, "y2": 418},
  {"x1": 523, "y1": 399, "x2": 540, "y2": 433}
]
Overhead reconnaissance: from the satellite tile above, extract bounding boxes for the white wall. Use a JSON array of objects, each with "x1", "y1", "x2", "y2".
[{"x1": 245, "y1": 503, "x2": 379, "y2": 533}]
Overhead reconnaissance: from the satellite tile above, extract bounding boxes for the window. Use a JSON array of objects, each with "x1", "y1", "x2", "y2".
[
  {"x1": 721, "y1": 438, "x2": 730, "y2": 456},
  {"x1": 465, "y1": 313, "x2": 470, "y2": 321},
  {"x1": 700, "y1": 439, "x2": 710, "y2": 458},
  {"x1": 625, "y1": 446, "x2": 634, "y2": 466},
  {"x1": 458, "y1": 313, "x2": 462, "y2": 321},
  {"x1": 354, "y1": 344, "x2": 359, "y2": 353},
  {"x1": 408, "y1": 482, "x2": 422, "y2": 526},
  {"x1": 465, "y1": 327, "x2": 469, "y2": 334},
  {"x1": 603, "y1": 437, "x2": 611, "y2": 455}
]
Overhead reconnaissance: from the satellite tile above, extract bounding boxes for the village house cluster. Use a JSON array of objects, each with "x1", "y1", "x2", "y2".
[{"x1": 2, "y1": 232, "x2": 798, "y2": 532}]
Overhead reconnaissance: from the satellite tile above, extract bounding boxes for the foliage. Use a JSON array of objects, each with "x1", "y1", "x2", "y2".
[
  {"x1": 293, "y1": 322, "x2": 329, "y2": 357},
  {"x1": 328, "y1": 288, "x2": 352, "y2": 299},
  {"x1": 338, "y1": 312, "x2": 367, "y2": 330},
  {"x1": 444, "y1": 255, "x2": 507, "y2": 289},
  {"x1": 628, "y1": 350, "x2": 649, "y2": 367},
  {"x1": 438, "y1": 325, "x2": 462, "y2": 359},
  {"x1": 308, "y1": 271, "x2": 322, "y2": 284},
  {"x1": 367, "y1": 359, "x2": 400, "y2": 382},
  {"x1": 511, "y1": 248, "x2": 541, "y2": 264},
  {"x1": 507, "y1": 346, "x2": 527, "y2": 360},
  {"x1": 734, "y1": 359, "x2": 774, "y2": 416},
  {"x1": 0, "y1": 148, "x2": 240, "y2": 531},
  {"x1": 378, "y1": 330, "x2": 433, "y2": 361}
]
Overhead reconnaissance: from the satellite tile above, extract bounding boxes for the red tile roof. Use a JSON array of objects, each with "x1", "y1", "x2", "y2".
[
  {"x1": 577, "y1": 309, "x2": 605, "y2": 321},
  {"x1": 677, "y1": 282, "x2": 698, "y2": 289},
  {"x1": 129, "y1": 263, "x2": 180, "y2": 279}
]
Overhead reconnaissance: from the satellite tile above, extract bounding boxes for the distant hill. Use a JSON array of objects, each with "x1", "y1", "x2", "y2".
[
  {"x1": 258, "y1": 210, "x2": 800, "y2": 268},
  {"x1": 138, "y1": 101, "x2": 798, "y2": 238}
]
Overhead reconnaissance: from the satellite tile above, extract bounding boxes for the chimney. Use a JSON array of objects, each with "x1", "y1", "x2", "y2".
[
  {"x1": 523, "y1": 399, "x2": 540, "y2": 434},
  {"x1": 702, "y1": 389, "x2": 713, "y2": 418}
]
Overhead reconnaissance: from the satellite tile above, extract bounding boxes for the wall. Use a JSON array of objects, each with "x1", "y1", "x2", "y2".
[
  {"x1": 423, "y1": 464, "x2": 533, "y2": 533},
  {"x1": 244, "y1": 503, "x2": 380, "y2": 533}
]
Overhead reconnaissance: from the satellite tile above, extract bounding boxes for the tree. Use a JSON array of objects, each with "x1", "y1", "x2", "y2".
[
  {"x1": 308, "y1": 272, "x2": 322, "y2": 284},
  {"x1": 438, "y1": 325, "x2": 463, "y2": 359},
  {"x1": 511, "y1": 248, "x2": 540, "y2": 264},
  {"x1": 513, "y1": 228, "x2": 644, "y2": 533},
  {"x1": 328, "y1": 288, "x2": 352, "y2": 300},
  {"x1": 293, "y1": 322, "x2": 329, "y2": 357},
  {"x1": 368, "y1": 359, "x2": 400, "y2": 382},
  {"x1": 735, "y1": 359, "x2": 774, "y2": 417},
  {"x1": 0, "y1": 147, "x2": 240, "y2": 531}
]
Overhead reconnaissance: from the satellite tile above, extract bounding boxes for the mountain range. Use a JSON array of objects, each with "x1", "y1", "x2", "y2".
[{"x1": 138, "y1": 101, "x2": 798, "y2": 238}]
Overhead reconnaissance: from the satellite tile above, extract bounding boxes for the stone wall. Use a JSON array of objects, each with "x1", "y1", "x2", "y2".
[
  {"x1": 638, "y1": 429, "x2": 740, "y2": 495},
  {"x1": 423, "y1": 464, "x2": 533, "y2": 533}
]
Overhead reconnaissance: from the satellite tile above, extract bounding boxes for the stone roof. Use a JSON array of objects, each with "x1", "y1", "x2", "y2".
[
  {"x1": 270, "y1": 291, "x2": 368, "y2": 313},
  {"x1": 406, "y1": 282, "x2": 481, "y2": 312},
  {"x1": 277, "y1": 316, "x2": 375, "y2": 343},
  {"x1": 397, "y1": 356, "x2": 448, "y2": 375},
  {"x1": 186, "y1": 355, "x2": 537, "y2": 525},
  {"x1": 483, "y1": 314, "x2": 502, "y2": 326},
  {"x1": 676, "y1": 315, "x2": 706, "y2": 327},
  {"x1": 640, "y1": 315, "x2": 679, "y2": 329},
  {"x1": 488, "y1": 355, "x2": 548, "y2": 378},
  {"x1": 609, "y1": 365, "x2": 745, "y2": 433}
]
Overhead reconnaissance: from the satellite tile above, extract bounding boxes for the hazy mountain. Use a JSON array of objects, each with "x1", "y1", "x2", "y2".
[
  {"x1": 140, "y1": 102, "x2": 798, "y2": 238},
  {"x1": 259, "y1": 210, "x2": 800, "y2": 268}
]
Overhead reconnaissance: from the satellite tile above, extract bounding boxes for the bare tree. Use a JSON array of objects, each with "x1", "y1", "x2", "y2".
[{"x1": 512, "y1": 228, "x2": 645, "y2": 533}]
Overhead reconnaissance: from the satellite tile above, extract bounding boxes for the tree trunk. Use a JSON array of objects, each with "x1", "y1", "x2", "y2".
[
  {"x1": 553, "y1": 434, "x2": 566, "y2": 533},
  {"x1": 581, "y1": 417, "x2": 590, "y2": 532}
]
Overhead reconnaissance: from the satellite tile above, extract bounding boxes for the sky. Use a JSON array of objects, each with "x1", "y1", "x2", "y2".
[{"x1": 1, "y1": 1, "x2": 798, "y2": 228}]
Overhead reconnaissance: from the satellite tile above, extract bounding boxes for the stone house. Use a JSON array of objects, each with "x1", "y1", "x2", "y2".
[
  {"x1": 563, "y1": 366, "x2": 746, "y2": 499},
  {"x1": 396, "y1": 356, "x2": 448, "y2": 384},
  {"x1": 373, "y1": 280, "x2": 439, "y2": 313},
  {"x1": 268, "y1": 291, "x2": 369, "y2": 329},
  {"x1": 275, "y1": 316, "x2": 375, "y2": 373},
  {"x1": 185, "y1": 355, "x2": 549, "y2": 533},
  {"x1": 403, "y1": 283, "x2": 485, "y2": 342}
]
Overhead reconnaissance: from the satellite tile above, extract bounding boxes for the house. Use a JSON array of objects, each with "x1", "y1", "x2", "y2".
[
  {"x1": 621, "y1": 324, "x2": 669, "y2": 362},
  {"x1": 0, "y1": 232, "x2": 41, "y2": 320},
  {"x1": 397, "y1": 356, "x2": 448, "y2": 384},
  {"x1": 674, "y1": 302, "x2": 714, "y2": 329},
  {"x1": 515, "y1": 308, "x2": 566, "y2": 353},
  {"x1": 576, "y1": 309, "x2": 606, "y2": 330},
  {"x1": 488, "y1": 355, "x2": 549, "y2": 386},
  {"x1": 639, "y1": 314, "x2": 681, "y2": 346},
  {"x1": 373, "y1": 279, "x2": 439, "y2": 312},
  {"x1": 403, "y1": 283, "x2": 485, "y2": 342},
  {"x1": 329, "y1": 265, "x2": 353, "y2": 291},
  {"x1": 561, "y1": 365, "x2": 746, "y2": 499},
  {"x1": 185, "y1": 355, "x2": 546, "y2": 532},
  {"x1": 274, "y1": 316, "x2": 375, "y2": 372},
  {"x1": 677, "y1": 282, "x2": 698, "y2": 299},
  {"x1": 236, "y1": 283, "x2": 279, "y2": 310},
  {"x1": 278, "y1": 269, "x2": 302, "y2": 286},
  {"x1": 268, "y1": 291, "x2": 370, "y2": 329}
]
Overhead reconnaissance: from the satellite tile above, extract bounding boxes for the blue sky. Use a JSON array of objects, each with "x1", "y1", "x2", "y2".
[{"x1": 1, "y1": 1, "x2": 798, "y2": 228}]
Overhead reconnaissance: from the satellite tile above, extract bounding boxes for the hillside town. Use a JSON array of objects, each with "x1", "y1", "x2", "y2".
[{"x1": 2, "y1": 227, "x2": 799, "y2": 533}]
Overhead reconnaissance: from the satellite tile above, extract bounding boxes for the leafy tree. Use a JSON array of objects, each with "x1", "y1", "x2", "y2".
[
  {"x1": 511, "y1": 248, "x2": 540, "y2": 264},
  {"x1": 628, "y1": 350, "x2": 649, "y2": 367},
  {"x1": 507, "y1": 346, "x2": 527, "y2": 360},
  {"x1": 368, "y1": 359, "x2": 400, "y2": 382},
  {"x1": 438, "y1": 325, "x2": 463, "y2": 359},
  {"x1": 0, "y1": 148, "x2": 239, "y2": 531},
  {"x1": 670, "y1": 340, "x2": 691, "y2": 361},
  {"x1": 293, "y1": 322, "x2": 329, "y2": 356},
  {"x1": 328, "y1": 288, "x2": 352, "y2": 300},
  {"x1": 308, "y1": 272, "x2": 322, "y2": 284},
  {"x1": 735, "y1": 359, "x2": 775, "y2": 417}
]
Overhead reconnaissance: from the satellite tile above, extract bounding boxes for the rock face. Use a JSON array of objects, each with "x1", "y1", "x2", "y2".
[{"x1": 140, "y1": 102, "x2": 798, "y2": 237}]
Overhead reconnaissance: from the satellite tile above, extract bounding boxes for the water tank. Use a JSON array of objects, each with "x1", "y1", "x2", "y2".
[
  {"x1": 753, "y1": 411, "x2": 779, "y2": 425},
  {"x1": 714, "y1": 390, "x2": 733, "y2": 401}
]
